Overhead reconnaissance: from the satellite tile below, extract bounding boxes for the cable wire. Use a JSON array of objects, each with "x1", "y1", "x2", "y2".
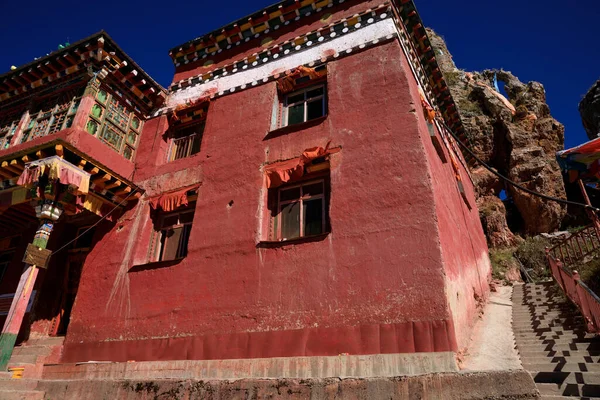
[
  {"x1": 50, "y1": 188, "x2": 139, "y2": 257},
  {"x1": 438, "y1": 120, "x2": 600, "y2": 213}
]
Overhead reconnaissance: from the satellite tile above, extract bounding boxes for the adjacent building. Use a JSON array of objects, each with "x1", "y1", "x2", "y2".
[{"x1": 0, "y1": 0, "x2": 491, "y2": 377}]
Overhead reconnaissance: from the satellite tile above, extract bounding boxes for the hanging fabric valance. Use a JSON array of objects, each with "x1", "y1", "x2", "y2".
[
  {"x1": 265, "y1": 143, "x2": 335, "y2": 189},
  {"x1": 276, "y1": 66, "x2": 327, "y2": 93},
  {"x1": 169, "y1": 96, "x2": 210, "y2": 124},
  {"x1": 149, "y1": 184, "x2": 200, "y2": 212},
  {"x1": 17, "y1": 156, "x2": 91, "y2": 194}
]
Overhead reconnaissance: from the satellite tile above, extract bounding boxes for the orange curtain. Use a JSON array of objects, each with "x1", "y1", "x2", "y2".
[
  {"x1": 420, "y1": 94, "x2": 436, "y2": 124},
  {"x1": 149, "y1": 184, "x2": 200, "y2": 212},
  {"x1": 277, "y1": 66, "x2": 326, "y2": 93},
  {"x1": 169, "y1": 96, "x2": 210, "y2": 123},
  {"x1": 265, "y1": 144, "x2": 331, "y2": 189}
]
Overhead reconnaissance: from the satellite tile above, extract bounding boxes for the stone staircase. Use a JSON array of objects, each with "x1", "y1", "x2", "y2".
[
  {"x1": 0, "y1": 336, "x2": 64, "y2": 399},
  {"x1": 514, "y1": 282, "x2": 600, "y2": 399}
]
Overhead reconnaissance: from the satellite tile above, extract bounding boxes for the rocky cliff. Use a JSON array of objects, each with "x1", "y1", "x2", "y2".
[
  {"x1": 427, "y1": 29, "x2": 567, "y2": 246},
  {"x1": 580, "y1": 80, "x2": 600, "y2": 140}
]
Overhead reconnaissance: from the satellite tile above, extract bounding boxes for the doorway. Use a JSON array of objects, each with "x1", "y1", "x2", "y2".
[{"x1": 51, "y1": 226, "x2": 94, "y2": 336}]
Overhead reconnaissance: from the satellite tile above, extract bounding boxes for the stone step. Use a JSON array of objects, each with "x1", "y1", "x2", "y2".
[
  {"x1": 521, "y1": 356, "x2": 600, "y2": 364},
  {"x1": 515, "y1": 331, "x2": 591, "y2": 339},
  {"x1": 537, "y1": 382, "x2": 600, "y2": 398},
  {"x1": 514, "y1": 326, "x2": 586, "y2": 334},
  {"x1": 7, "y1": 353, "x2": 39, "y2": 365},
  {"x1": 0, "y1": 390, "x2": 45, "y2": 400},
  {"x1": 513, "y1": 315, "x2": 583, "y2": 322},
  {"x1": 513, "y1": 317, "x2": 579, "y2": 322},
  {"x1": 532, "y1": 371, "x2": 600, "y2": 385},
  {"x1": 540, "y1": 397, "x2": 600, "y2": 400},
  {"x1": 11, "y1": 345, "x2": 54, "y2": 357},
  {"x1": 523, "y1": 363, "x2": 600, "y2": 373},
  {"x1": 0, "y1": 379, "x2": 39, "y2": 391},
  {"x1": 520, "y1": 350, "x2": 600, "y2": 359},
  {"x1": 23, "y1": 337, "x2": 64, "y2": 347},
  {"x1": 515, "y1": 334, "x2": 589, "y2": 342},
  {"x1": 513, "y1": 306, "x2": 575, "y2": 310},
  {"x1": 518, "y1": 343, "x2": 600, "y2": 352}
]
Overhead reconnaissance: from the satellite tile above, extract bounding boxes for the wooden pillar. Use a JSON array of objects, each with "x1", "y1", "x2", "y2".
[
  {"x1": 578, "y1": 180, "x2": 600, "y2": 240},
  {"x1": 0, "y1": 218, "x2": 55, "y2": 370}
]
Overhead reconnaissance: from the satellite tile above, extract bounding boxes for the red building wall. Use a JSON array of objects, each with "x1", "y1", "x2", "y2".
[
  {"x1": 401, "y1": 49, "x2": 491, "y2": 350},
  {"x1": 60, "y1": 41, "x2": 479, "y2": 363}
]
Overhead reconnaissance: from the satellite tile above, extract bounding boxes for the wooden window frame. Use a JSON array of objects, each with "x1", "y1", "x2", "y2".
[
  {"x1": 87, "y1": 86, "x2": 143, "y2": 161},
  {"x1": 273, "y1": 178, "x2": 328, "y2": 241},
  {"x1": 22, "y1": 88, "x2": 83, "y2": 144},
  {"x1": 151, "y1": 205, "x2": 195, "y2": 262},
  {"x1": 167, "y1": 122, "x2": 205, "y2": 162},
  {"x1": 282, "y1": 84, "x2": 327, "y2": 128}
]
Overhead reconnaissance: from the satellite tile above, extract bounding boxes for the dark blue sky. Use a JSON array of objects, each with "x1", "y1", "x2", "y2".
[{"x1": 0, "y1": 0, "x2": 597, "y2": 148}]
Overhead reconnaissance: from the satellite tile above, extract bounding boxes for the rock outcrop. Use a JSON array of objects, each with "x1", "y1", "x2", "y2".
[
  {"x1": 428, "y1": 29, "x2": 567, "y2": 240},
  {"x1": 580, "y1": 80, "x2": 600, "y2": 140}
]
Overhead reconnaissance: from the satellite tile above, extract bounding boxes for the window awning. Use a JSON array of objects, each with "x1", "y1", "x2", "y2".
[
  {"x1": 264, "y1": 144, "x2": 336, "y2": 189},
  {"x1": 17, "y1": 155, "x2": 91, "y2": 194},
  {"x1": 148, "y1": 184, "x2": 200, "y2": 212},
  {"x1": 557, "y1": 137, "x2": 600, "y2": 184}
]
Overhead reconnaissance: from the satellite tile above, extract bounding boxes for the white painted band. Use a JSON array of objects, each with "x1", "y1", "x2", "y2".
[{"x1": 167, "y1": 18, "x2": 397, "y2": 108}]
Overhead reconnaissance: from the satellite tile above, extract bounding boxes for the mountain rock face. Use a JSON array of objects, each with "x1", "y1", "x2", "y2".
[
  {"x1": 580, "y1": 80, "x2": 600, "y2": 140},
  {"x1": 427, "y1": 29, "x2": 567, "y2": 243}
]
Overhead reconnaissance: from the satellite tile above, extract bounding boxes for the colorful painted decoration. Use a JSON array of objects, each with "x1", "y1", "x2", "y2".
[{"x1": 557, "y1": 137, "x2": 600, "y2": 184}]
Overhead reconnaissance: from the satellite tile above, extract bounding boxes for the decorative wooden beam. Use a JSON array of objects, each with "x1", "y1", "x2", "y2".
[
  {"x1": 12, "y1": 75, "x2": 28, "y2": 87},
  {"x1": 92, "y1": 173, "x2": 111, "y2": 186},
  {"x1": 27, "y1": 68, "x2": 42, "y2": 80},
  {"x1": 87, "y1": 166, "x2": 100, "y2": 175},
  {"x1": 114, "y1": 186, "x2": 131, "y2": 197},
  {"x1": 2, "y1": 79, "x2": 18, "y2": 91},
  {"x1": 9, "y1": 160, "x2": 23, "y2": 171},
  {"x1": 0, "y1": 169, "x2": 13, "y2": 180},
  {"x1": 77, "y1": 159, "x2": 87, "y2": 169},
  {"x1": 18, "y1": 72, "x2": 33, "y2": 84},
  {"x1": 35, "y1": 150, "x2": 47, "y2": 160},
  {"x1": 44, "y1": 61, "x2": 59, "y2": 73},
  {"x1": 1, "y1": 161, "x2": 22, "y2": 175},
  {"x1": 55, "y1": 145, "x2": 64, "y2": 158},
  {"x1": 104, "y1": 180, "x2": 122, "y2": 190}
]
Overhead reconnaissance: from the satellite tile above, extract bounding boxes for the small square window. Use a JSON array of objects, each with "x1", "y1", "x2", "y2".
[
  {"x1": 270, "y1": 178, "x2": 329, "y2": 241},
  {"x1": 283, "y1": 84, "x2": 326, "y2": 127},
  {"x1": 168, "y1": 122, "x2": 204, "y2": 162},
  {"x1": 152, "y1": 204, "x2": 195, "y2": 262}
]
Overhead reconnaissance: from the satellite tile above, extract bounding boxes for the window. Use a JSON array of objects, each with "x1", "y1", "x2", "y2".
[
  {"x1": 152, "y1": 205, "x2": 195, "y2": 262},
  {"x1": 168, "y1": 123, "x2": 204, "y2": 161},
  {"x1": 86, "y1": 86, "x2": 142, "y2": 161},
  {"x1": 283, "y1": 85, "x2": 326, "y2": 127},
  {"x1": 0, "y1": 110, "x2": 23, "y2": 150},
  {"x1": 272, "y1": 179, "x2": 328, "y2": 241},
  {"x1": 21, "y1": 87, "x2": 83, "y2": 143}
]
